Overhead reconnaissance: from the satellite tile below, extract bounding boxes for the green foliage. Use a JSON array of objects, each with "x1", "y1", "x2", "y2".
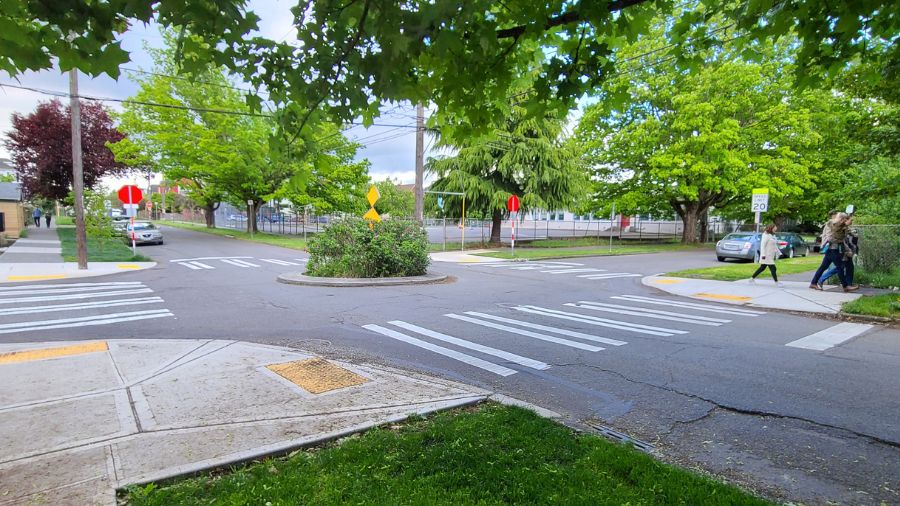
[
  {"x1": 306, "y1": 218, "x2": 429, "y2": 278},
  {"x1": 124, "y1": 404, "x2": 772, "y2": 505},
  {"x1": 82, "y1": 190, "x2": 115, "y2": 239},
  {"x1": 373, "y1": 179, "x2": 414, "y2": 217},
  {"x1": 56, "y1": 227, "x2": 149, "y2": 262},
  {"x1": 666, "y1": 256, "x2": 823, "y2": 281},
  {"x1": 857, "y1": 227, "x2": 900, "y2": 275},
  {"x1": 842, "y1": 294, "x2": 900, "y2": 319},
  {"x1": 0, "y1": 174, "x2": 14, "y2": 182}
]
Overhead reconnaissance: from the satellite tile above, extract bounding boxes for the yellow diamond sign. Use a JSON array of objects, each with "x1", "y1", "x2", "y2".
[
  {"x1": 366, "y1": 185, "x2": 380, "y2": 207},
  {"x1": 363, "y1": 207, "x2": 381, "y2": 223}
]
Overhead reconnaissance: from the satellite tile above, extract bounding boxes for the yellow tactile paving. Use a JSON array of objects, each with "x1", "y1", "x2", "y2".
[
  {"x1": 695, "y1": 293, "x2": 752, "y2": 302},
  {"x1": 267, "y1": 358, "x2": 369, "y2": 394},
  {"x1": 652, "y1": 278, "x2": 685, "y2": 284},
  {"x1": 0, "y1": 341, "x2": 108, "y2": 365},
  {"x1": 6, "y1": 274, "x2": 67, "y2": 281}
]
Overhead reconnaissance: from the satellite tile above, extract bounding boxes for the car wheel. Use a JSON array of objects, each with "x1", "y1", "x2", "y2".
[
  {"x1": 788, "y1": 248, "x2": 795, "y2": 259},
  {"x1": 717, "y1": 256, "x2": 726, "y2": 262},
  {"x1": 754, "y1": 252, "x2": 760, "y2": 263},
  {"x1": 157, "y1": 240, "x2": 164, "y2": 245}
]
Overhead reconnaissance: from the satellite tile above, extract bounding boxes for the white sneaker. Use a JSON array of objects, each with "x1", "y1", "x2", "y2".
[
  {"x1": 777, "y1": 282, "x2": 784, "y2": 288},
  {"x1": 748, "y1": 278, "x2": 756, "y2": 284}
]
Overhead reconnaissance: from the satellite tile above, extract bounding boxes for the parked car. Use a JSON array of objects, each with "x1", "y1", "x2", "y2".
[
  {"x1": 124, "y1": 221, "x2": 163, "y2": 245},
  {"x1": 111, "y1": 216, "x2": 130, "y2": 232},
  {"x1": 715, "y1": 232, "x2": 809, "y2": 262}
]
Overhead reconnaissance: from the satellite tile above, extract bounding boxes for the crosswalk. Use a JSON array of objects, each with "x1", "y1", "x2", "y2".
[
  {"x1": 0, "y1": 281, "x2": 174, "y2": 334},
  {"x1": 473, "y1": 261, "x2": 642, "y2": 281},
  {"x1": 362, "y1": 295, "x2": 764, "y2": 377},
  {"x1": 172, "y1": 256, "x2": 308, "y2": 270}
]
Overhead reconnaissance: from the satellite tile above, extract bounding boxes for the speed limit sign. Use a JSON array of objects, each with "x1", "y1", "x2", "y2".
[{"x1": 751, "y1": 188, "x2": 769, "y2": 212}]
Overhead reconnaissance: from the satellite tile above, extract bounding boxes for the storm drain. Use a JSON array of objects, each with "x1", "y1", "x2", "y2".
[
  {"x1": 267, "y1": 357, "x2": 370, "y2": 394},
  {"x1": 588, "y1": 422, "x2": 656, "y2": 453}
]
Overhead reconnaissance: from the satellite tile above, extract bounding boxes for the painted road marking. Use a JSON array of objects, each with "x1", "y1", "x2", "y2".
[
  {"x1": 0, "y1": 297, "x2": 164, "y2": 316},
  {"x1": 0, "y1": 309, "x2": 174, "y2": 334},
  {"x1": 785, "y1": 323, "x2": 873, "y2": 351},
  {"x1": 541, "y1": 268, "x2": 606, "y2": 274},
  {"x1": 611, "y1": 295, "x2": 765, "y2": 316},
  {"x1": 169, "y1": 256, "x2": 255, "y2": 262},
  {"x1": 567, "y1": 301, "x2": 729, "y2": 326},
  {"x1": 0, "y1": 284, "x2": 148, "y2": 297},
  {"x1": 651, "y1": 278, "x2": 686, "y2": 284},
  {"x1": 0, "y1": 281, "x2": 142, "y2": 292},
  {"x1": 0, "y1": 288, "x2": 154, "y2": 304},
  {"x1": 179, "y1": 262, "x2": 201, "y2": 270},
  {"x1": 579, "y1": 273, "x2": 642, "y2": 280},
  {"x1": 260, "y1": 259, "x2": 301, "y2": 266},
  {"x1": 6, "y1": 275, "x2": 67, "y2": 281},
  {"x1": 695, "y1": 293, "x2": 753, "y2": 302},
  {"x1": 462, "y1": 312, "x2": 627, "y2": 346},
  {"x1": 444, "y1": 314, "x2": 603, "y2": 352},
  {"x1": 388, "y1": 320, "x2": 550, "y2": 370},
  {"x1": 515, "y1": 305, "x2": 685, "y2": 336},
  {"x1": 220, "y1": 259, "x2": 259, "y2": 268},
  {"x1": 0, "y1": 341, "x2": 108, "y2": 365},
  {"x1": 188, "y1": 261, "x2": 215, "y2": 269},
  {"x1": 362, "y1": 324, "x2": 516, "y2": 376},
  {"x1": 117, "y1": 264, "x2": 141, "y2": 269}
]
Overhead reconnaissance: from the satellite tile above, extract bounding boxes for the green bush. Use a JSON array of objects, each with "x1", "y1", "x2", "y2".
[
  {"x1": 857, "y1": 226, "x2": 899, "y2": 274},
  {"x1": 306, "y1": 217, "x2": 430, "y2": 278}
]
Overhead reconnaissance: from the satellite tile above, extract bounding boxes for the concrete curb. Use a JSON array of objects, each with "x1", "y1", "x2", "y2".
[
  {"x1": 0, "y1": 262, "x2": 157, "y2": 284},
  {"x1": 488, "y1": 394, "x2": 563, "y2": 419},
  {"x1": 277, "y1": 271, "x2": 449, "y2": 287},
  {"x1": 838, "y1": 312, "x2": 896, "y2": 324},
  {"x1": 117, "y1": 395, "x2": 487, "y2": 490}
]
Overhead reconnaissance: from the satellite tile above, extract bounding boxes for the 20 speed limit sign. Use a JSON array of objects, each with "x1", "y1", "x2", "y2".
[{"x1": 751, "y1": 189, "x2": 769, "y2": 212}]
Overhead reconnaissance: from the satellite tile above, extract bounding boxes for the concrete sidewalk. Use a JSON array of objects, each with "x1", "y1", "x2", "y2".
[
  {"x1": 0, "y1": 224, "x2": 155, "y2": 283},
  {"x1": 429, "y1": 249, "x2": 505, "y2": 263},
  {"x1": 643, "y1": 275, "x2": 866, "y2": 314},
  {"x1": 0, "y1": 339, "x2": 488, "y2": 505}
]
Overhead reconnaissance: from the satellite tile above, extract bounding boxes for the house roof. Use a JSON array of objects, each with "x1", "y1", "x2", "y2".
[{"x1": 0, "y1": 182, "x2": 22, "y2": 201}]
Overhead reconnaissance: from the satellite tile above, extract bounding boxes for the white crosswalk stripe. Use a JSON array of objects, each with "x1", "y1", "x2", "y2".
[
  {"x1": 575, "y1": 301, "x2": 731, "y2": 324},
  {"x1": 179, "y1": 262, "x2": 202, "y2": 270},
  {"x1": 174, "y1": 257, "x2": 301, "y2": 270},
  {"x1": 610, "y1": 294, "x2": 765, "y2": 316},
  {"x1": 220, "y1": 259, "x2": 259, "y2": 268},
  {"x1": 472, "y1": 261, "x2": 639, "y2": 281},
  {"x1": 565, "y1": 302, "x2": 729, "y2": 326},
  {"x1": 541, "y1": 268, "x2": 606, "y2": 274},
  {"x1": 579, "y1": 273, "x2": 643, "y2": 280},
  {"x1": 444, "y1": 314, "x2": 604, "y2": 351},
  {"x1": 462, "y1": 312, "x2": 627, "y2": 346},
  {"x1": 362, "y1": 324, "x2": 517, "y2": 376},
  {"x1": 515, "y1": 305, "x2": 686, "y2": 336},
  {"x1": 260, "y1": 259, "x2": 301, "y2": 266},
  {"x1": 0, "y1": 281, "x2": 174, "y2": 334}
]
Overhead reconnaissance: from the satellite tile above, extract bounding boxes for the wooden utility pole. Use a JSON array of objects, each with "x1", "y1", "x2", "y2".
[
  {"x1": 69, "y1": 69, "x2": 88, "y2": 269},
  {"x1": 414, "y1": 102, "x2": 425, "y2": 223}
]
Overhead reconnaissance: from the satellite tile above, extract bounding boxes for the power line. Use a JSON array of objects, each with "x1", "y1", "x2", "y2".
[{"x1": 121, "y1": 66, "x2": 270, "y2": 98}]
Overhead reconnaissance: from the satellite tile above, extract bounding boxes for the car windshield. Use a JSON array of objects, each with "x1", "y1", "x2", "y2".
[
  {"x1": 725, "y1": 233, "x2": 756, "y2": 240},
  {"x1": 129, "y1": 223, "x2": 156, "y2": 230}
]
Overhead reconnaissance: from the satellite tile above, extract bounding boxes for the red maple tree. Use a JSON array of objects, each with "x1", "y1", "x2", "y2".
[{"x1": 4, "y1": 99, "x2": 127, "y2": 200}]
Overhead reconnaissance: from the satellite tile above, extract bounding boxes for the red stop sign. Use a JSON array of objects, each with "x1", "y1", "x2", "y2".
[
  {"x1": 118, "y1": 185, "x2": 143, "y2": 204},
  {"x1": 507, "y1": 194, "x2": 520, "y2": 212}
]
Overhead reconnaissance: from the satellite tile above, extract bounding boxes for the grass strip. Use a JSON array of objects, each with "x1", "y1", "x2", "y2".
[
  {"x1": 124, "y1": 404, "x2": 770, "y2": 506},
  {"x1": 478, "y1": 243, "x2": 712, "y2": 260},
  {"x1": 161, "y1": 221, "x2": 309, "y2": 251},
  {"x1": 666, "y1": 256, "x2": 822, "y2": 281},
  {"x1": 57, "y1": 227, "x2": 149, "y2": 262},
  {"x1": 54, "y1": 215, "x2": 74, "y2": 226},
  {"x1": 842, "y1": 293, "x2": 900, "y2": 319},
  {"x1": 851, "y1": 267, "x2": 900, "y2": 290}
]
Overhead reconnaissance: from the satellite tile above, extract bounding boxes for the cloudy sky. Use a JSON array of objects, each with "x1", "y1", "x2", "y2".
[{"x1": 0, "y1": 0, "x2": 438, "y2": 189}]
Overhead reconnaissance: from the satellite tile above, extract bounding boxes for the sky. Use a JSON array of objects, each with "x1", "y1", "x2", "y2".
[{"x1": 0, "y1": 0, "x2": 437, "y2": 190}]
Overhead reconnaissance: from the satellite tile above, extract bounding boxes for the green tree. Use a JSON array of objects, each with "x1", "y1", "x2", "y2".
[
  {"x1": 372, "y1": 179, "x2": 414, "y2": 218},
  {"x1": 428, "y1": 107, "x2": 584, "y2": 244},
  {"x1": 575, "y1": 30, "x2": 829, "y2": 242}
]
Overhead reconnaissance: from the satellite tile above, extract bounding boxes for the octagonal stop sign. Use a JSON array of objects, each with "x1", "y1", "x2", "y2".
[
  {"x1": 118, "y1": 185, "x2": 143, "y2": 204},
  {"x1": 507, "y1": 194, "x2": 520, "y2": 212}
]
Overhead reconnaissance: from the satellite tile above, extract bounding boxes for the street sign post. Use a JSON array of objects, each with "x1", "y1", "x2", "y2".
[
  {"x1": 118, "y1": 185, "x2": 143, "y2": 254},
  {"x1": 751, "y1": 188, "x2": 769, "y2": 231},
  {"x1": 364, "y1": 185, "x2": 381, "y2": 229},
  {"x1": 507, "y1": 195, "x2": 520, "y2": 256}
]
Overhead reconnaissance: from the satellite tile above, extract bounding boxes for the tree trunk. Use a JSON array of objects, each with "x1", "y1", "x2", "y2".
[
  {"x1": 698, "y1": 210, "x2": 709, "y2": 243},
  {"x1": 678, "y1": 203, "x2": 701, "y2": 243},
  {"x1": 773, "y1": 214, "x2": 786, "y2": 230},
  {"x1": 204, "y1": 203, "x2": 216, "y2": 228},
  {"x1": 490, "y1": 209, "x2": 502, "y2": 244},
  {"x1": 247, "y1": 203, "x2": 258, "y2": 233}
]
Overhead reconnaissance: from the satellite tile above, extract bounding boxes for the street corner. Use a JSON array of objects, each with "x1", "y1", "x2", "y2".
[
  {"x1": 0, "y1": 262, "x2": 157, "y2": 283},
  {"x1": 429, "y1": 250, "x2": 506, "y2": 264}
]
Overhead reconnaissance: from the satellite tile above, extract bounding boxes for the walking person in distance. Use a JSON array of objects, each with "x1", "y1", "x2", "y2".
[
  {"x1": 749, "y1": 224, "x2": 782, "y2": 287},
  {"x1": 44, "y1": 210, "x2": 51, "y2": 228},
  {"x1": 31, "y1": 207, "x2": 41, "y2": 227}
]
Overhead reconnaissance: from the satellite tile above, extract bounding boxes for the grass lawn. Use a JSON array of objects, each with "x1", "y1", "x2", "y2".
[
  {"x1": 54, "y1": 215, "x2": 74, "y2": 226},
  {"x1": 478, "y1": 242, "x2": 712, "y2": 260},
  {"x1": 56, "y1": 227, "x2": 149, "y2": 262},
  {"x1": 842, "y1": 293, "x2": 900, "y2": 319},
  {"x1": 161, "y1": 221, "x2": 309, "y2": 251},
  {"x1": 124, "y1": 404, "x2": 770, "y2": 506},
  {"x1": 429, "y1": 241, "x2": 494, "y2": 252},
  {"x1": 665, "y1": 256, "x2": 822, "y2": 281},
  {"x1": 852, "y1": 267, "x2": 900, "y2": 290}
]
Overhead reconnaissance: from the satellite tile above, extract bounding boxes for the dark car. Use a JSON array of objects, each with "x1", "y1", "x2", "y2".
[{"x1": 715, "y1": 232, "x2": 809, "y2": 262}]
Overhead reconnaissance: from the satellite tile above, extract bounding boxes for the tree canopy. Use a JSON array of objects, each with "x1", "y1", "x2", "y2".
[
  {"x1": 3, "y1": 0, "x2": 896, "y2": 140},
  {"x1": 5, "y1": 99, "x2": 126, "y2": 200}
]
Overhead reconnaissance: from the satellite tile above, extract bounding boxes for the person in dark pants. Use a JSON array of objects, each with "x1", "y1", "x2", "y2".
[
  {"x1": 820, "y1": 218, "x2": 858, "y2": 286},
  {"x1": 44, "y1": 212, "x2": 51, "y2": 227},
  {"x1": 749, "y1": 224, "x2": 782, "y2": 286},
  {"x1": 32, "y1": 207, "x2": 41, "y2": 227},
  {"x1": 810, "y1": 213, "x2": 859, "y2": 292}
]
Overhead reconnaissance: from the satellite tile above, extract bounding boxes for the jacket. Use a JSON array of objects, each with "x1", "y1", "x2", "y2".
[{"x1": 759, "y1": 233, "x2": 779, "y2": 265}]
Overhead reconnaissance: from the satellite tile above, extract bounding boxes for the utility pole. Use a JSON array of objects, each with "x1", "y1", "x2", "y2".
[
  {"x1": 69, "y1": 69, "x2": 88, "y2": 270},
  {"x1": 414, "y1": 102, "x2": 425, "y2": 223}
]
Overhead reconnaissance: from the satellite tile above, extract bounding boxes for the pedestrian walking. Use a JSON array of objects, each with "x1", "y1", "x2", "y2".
[
  {"x1": 819, "y1": 216, "x2": 858, "y2": 286},
  {"x1": 44, "y1": 212, "x2": 51, "y2": 228},
  {"x1": 31, "y1": 207, "x2": 41, "y2": 227},
  {"x1": 810, "y1": 212, "x2": 859, "y2": 292},
  {"x1": 749, "y1": 224, "x2": 782, "y2": 287}
]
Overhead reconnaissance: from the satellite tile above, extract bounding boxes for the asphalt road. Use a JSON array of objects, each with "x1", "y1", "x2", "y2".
[{"x1": 3, "y1": 225, "x2": 898, "y2": 505}]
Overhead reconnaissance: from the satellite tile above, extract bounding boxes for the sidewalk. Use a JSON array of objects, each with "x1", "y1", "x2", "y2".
[
  {"x1": 0, "y1": 339, "x2": 488, "y2": 505},
  {"x1": 429, "y1": 249, "x2": 504, "y2": 263},
  {"x1": 0, "y1": 223, "x2": 155, "y2": 283},
  {"x1": 643, "y1": 275, "x2": 868, "y2": 314}
]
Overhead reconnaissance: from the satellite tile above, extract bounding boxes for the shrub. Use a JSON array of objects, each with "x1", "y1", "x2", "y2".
[
  {"x1": 306, "y1": 217, "x2": 430, "y2": 278},
  {"x1": 857, "y1": 226, "x2": 900, "y2": 274}
]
